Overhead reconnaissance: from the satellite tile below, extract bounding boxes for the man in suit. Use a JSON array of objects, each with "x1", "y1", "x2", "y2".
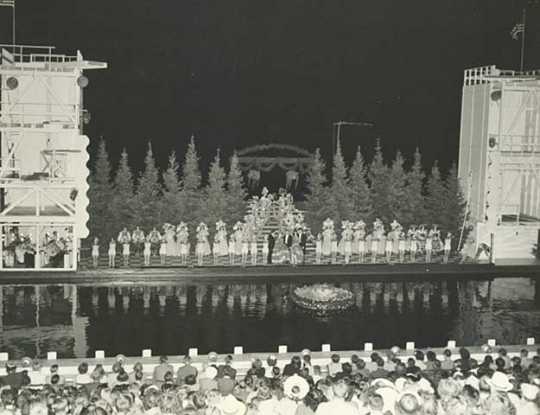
[
  {"x1": 267, "y1": 231, "x2": 276, "y2": 264},
  {"x1": 217, "y1": 355, "x2": 237, "y2": 380}
]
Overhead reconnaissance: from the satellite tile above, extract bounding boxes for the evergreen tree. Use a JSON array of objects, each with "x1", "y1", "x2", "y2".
[
  {"x1": 386, "y1": 150, "x2": 408, "y2": 223},
  {"x1": 349, "y1": 146, "x2": 373, "y2": 222},
  {"x1": 202, "y1": 149, "x2": 228, "y2": 229},
  {"x1": 441, "y1": 163, "x2": 468, "y2": 248},
  {"x1": 225, "y1": 151, "x2": 247, "y2": 225},
  {"x1": 425, "y1": 161, "x2": 446, "y2": 227},
  {"x1": 304, "y1": 148, "x2": 331, "y2": 233},
  {"x1": 329, "y1": 138, "x2": 354, "y2": 224},
  {"x1": 161, "y1": 151, "x2": 182, "y2": 223},
  {"x1": 88, "y1": 138, "x2": 113, "y2": 240},
  {"x1": 179, "y1": 136, "x2": 202, "y2": 228},
  {"x1": 403, "y1": 148, "x2": 425, "y2": 226},
  {"x1": 368, "y1": 140, "x2": 390, "y2": 223},
  {"x1": 111, "y1": 148, "x2": 135, "y2": 235},
  {"x1": 133, "y1": 142, "x2": 162, "y2": 230}
]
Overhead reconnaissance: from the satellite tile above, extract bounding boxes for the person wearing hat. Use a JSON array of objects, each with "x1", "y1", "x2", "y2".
[
  {"x1": 199, "y1": 366, "x2": 218, "y2": 392},
  {"x1": 152, "y1": 355, "x2": 174, "y2": 385},
  {"x1": 0, "y1": 362, "x2": 30, "y2": 391},
  {"x1": 275, "y1": 374, "x2": 310, "y2": 415},
  {"x1": 315, "y1": 377, "x2": 357, "y2": 415},
  {"x1": 394, "y1": 392, "x2": 423, "y2": 415}
]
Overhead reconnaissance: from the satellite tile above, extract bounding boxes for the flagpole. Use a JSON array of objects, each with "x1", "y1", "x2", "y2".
[{"x1": 520, "y1": 7, "x2": 526, "y2": 71}]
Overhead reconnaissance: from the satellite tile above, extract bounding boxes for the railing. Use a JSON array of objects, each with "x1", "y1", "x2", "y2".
[
  {"x1": 0, "y1": 44, "x2": 78, "y2": 65},
  {"x1": 464, "y1": 65, "x2": 540, "y2": 85}
]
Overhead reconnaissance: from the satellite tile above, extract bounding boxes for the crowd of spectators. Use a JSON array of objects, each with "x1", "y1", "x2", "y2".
[{"x1": 0, "y1": 347, "x2": 539, "y2": 414}]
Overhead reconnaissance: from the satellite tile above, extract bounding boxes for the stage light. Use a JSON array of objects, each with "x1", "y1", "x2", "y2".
[{"x1": 77, "y1": 75, "x2": 89, "y2": 88}]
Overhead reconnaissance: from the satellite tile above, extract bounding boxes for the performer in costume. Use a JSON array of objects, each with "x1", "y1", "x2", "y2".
[
  {"x1": 163, "y1": 224, "x2": 178, "y2": 257},
  {"x1": 92, "y1": 237, "x2": 100, "y2": 268},
  {"x1": 266, "y1": 231, "x2": 276, "y2": 265},
  {"x1": 159, "y1": 235, "x2": 167, "y2": 265},
  {"x1": 108, "y1": 238, "x2": 116, "y2": 268},
  {"x1": 176, "y1": 223, "x2": 190, "y2": 265},
  {"x1": 228, "y1": 235, "x2": 236, "y2": 265},
  {"x1": 315, "y1": 233, "x2": 322, "y2": 264},
  {"x1": 340, "y1": 221, "x2": 354, "y2": 265},
  {"x1": 398, "y1": 232, "x2": 406, "y2": 263},
  {"x1": 117, "y1": 228, "x2": 131, "y2": 266},
  {"x1": 132, "y1": 226, "x2": 145, "y2": 257},
  {"x1": 250, "y1": 232, "x2": 258, "y2": 266},
  {"x1": 148, "y1": 227, "x2": 161, "y2": 257},
  {"x1": 196, "y1": 222, "x2": 211, "y2": 266},
  {"x1": 425, "y1": 234, "x2": 433, "y2": 263},
  {"x1": 409, "y1": 234, "x2": 417, "y2": 262},
  {"x1": 143, "y1": 236, "x2": 151, "y2": 266},
  {"x1": 385, "y1": 235, "x2": 393, "y2": 263},
  {"x1": 321, "y1": 218, "x2": 334, "y2": 263},
  {"x1": 443, "y1": 232, "x2": 452, "y2": 264}
]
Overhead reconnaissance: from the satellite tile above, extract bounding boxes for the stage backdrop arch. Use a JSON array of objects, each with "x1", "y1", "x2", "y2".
[{"x1": 237, "y1": 144, "x2": 313, "y2": 174}]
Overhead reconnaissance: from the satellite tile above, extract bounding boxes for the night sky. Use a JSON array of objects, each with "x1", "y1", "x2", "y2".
[{"x1": 1, "y1": 0, "x2": 537, "y2": 175}]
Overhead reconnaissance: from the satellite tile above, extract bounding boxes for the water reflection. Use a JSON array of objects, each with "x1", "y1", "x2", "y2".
[{"x1": 0, "y1": 278, "x2": 539, "y2": 359}]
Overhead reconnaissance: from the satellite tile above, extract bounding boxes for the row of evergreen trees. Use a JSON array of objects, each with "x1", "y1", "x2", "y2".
[
  {"x1": 304, "y1": 140, "x2": 467, "y2": 241},
  {"x1": 88, "y1": 137, "x2": 467, "y2": 247},
  {"x1": 88, "y1": 138, "x2": 247, "y2": 242}
]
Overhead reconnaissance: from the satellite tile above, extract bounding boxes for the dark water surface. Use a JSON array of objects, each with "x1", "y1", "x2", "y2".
[{"x1": 1, "y1": 277, "x2": 540, "y2": 359}]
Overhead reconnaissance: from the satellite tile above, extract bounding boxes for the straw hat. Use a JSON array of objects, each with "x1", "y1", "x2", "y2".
[
  {"x1": 283, "y1": 374, "x2": 309, "y2": 400},
  {"x1": 219, "y1": 395, "x2": 246, "y2": 415},
  {"x1": 204, "y1": 366, "x2": 218, "y2": 379},
  {"x1": 487, "y1": 372, "x2": 513, "y2": 392}
]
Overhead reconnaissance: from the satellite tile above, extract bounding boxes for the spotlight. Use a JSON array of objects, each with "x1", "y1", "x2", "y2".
[
  {"x1": 6, "y1": 77, "x2": 18, "y2": 90},
  {"x1": 77, "y1": 75, "x2": 89, "y2": 88}
]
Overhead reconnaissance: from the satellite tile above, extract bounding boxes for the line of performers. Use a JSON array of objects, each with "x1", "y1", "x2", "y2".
[
  {"x1": 93, "y1": 218, "x2": 265, "y2": 268},
  {"x1": 314, "y1": 218, "x2": 453, "y2": 264}
]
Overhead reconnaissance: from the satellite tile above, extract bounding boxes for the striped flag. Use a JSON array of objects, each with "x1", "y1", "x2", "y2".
[
  {"x1": 511, "y1": 22, "x2": 525, "y2": 40},
  {"x1": 0, "y1": 0, "x2": 14, "y2": 7}
]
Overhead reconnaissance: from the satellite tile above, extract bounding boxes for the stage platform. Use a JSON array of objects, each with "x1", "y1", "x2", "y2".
[{"x1": 0, "y1": 262, "x2": 538, "y2": 285}]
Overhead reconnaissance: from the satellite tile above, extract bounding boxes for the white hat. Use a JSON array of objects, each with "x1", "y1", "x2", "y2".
[
  {"x1": 208, "y1": 351, "x2": 218, "y2": 361},
  {"x1": 283, "y1": 374, "x2": 309, "y2": 400},
  {"x1": 371, "y1": 378, "x2": 396, "y2": 390},
  {"x1": 204, "y1": 366, "x2": 218, "y2": 379},
  {"x1": 487, "y1": 372, "x2": 513, "y2": 392},
  {"x1": 219, "y1": 395, "x2": 246, "y2": 415},
  {"x1": 376, "y1": 386, "x2": 398, "y2": 413},
  {"x1": 301, "y1": 349, "x2": 311, "y2": 356},
  {"x1": 521, "y1": 383, "x2": 540, "y2": 400},
  {"x1": 417, "y1": 378, "x2": 434, "y2": 394}
]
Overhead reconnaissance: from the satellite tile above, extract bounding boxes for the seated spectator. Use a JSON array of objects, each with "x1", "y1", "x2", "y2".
[
  {"x1": 315, "y1": 377, "x2": 357, "y2": 415},
  {"x1": 76, "y1": 362, "x2": 93, "y2": 386},
  {"x1": 152, "y1": 355, "x2": 173, "y2": 385},
  {"x1": 199, "y1": 366, "x2": 218, "y2": 392},
  {"x1": 28, "y1": 359, "x2": 45, "y2": 387},
  {"x1": 370, "y1": 357, "x2": 390, "y2": 379},
  {"x1": 424, "y1": 350, "x2": 440, "y2": 372},
  {"x1": 326, "y1": 354, "x2": 341, "y2": 377},
  {"x1": 218, "y1": 354, "x2": 237, "y2": 379},
  {"x1": 441, "y1": 349, "x2": 455, "y2": 371},
  {"x1": 520, "y1": 349, "x2": 532, "y2": 370},
  {"x1": 405, "y1": 358, "x2": 421, "y2": 375},
  {"x1": 247, "y1": 358, "x2": 265, "y2": 379},
  {"x1": 176, "y1": 355, "x2": 197, "y2": 385},
  {"x1": 414, "y1": 350, "x2": 426, "y2": 371},
  {"x1": 46, "y1": 364, "x2": 64, "y2": 386},
  {"x1": 283, "y1": 356, "x2": 302, "y2": 377}
]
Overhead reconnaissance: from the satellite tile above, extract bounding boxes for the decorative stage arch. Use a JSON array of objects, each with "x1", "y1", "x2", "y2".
[
  {"x1": 237, "y1": 144, "x2": 313, "y2": 191},
  {"x1": 237, "y1": 144, "x2": 313, "y2": 173}
]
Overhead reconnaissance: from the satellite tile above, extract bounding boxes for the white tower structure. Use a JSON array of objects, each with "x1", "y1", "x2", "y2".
[
  {"x1": 0, "y1": 45, "x2": 106, "y2": 271},
  {"x1": 459, "y1": 66, "x2": 540, "y2": 260}
]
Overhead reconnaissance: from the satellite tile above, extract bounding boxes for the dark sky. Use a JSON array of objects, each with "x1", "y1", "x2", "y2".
[{"x1": 1, "y1": 0, "x2": 536, "y2": 174}]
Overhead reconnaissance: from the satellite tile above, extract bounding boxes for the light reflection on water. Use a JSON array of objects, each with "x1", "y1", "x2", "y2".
[{"x1": 0, "y1": 278, "x2": 539, "y2": 359}]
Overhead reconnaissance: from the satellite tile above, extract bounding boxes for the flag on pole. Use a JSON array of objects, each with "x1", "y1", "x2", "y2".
[
  {"x1": 0, "y1": 0, "x2": 14, "y2": 7},
  {"x1": 511, "y1": 22, "x2": 525, "y2": 40}
]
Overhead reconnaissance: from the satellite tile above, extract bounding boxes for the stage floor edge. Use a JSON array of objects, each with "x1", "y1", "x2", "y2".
[{"x1": 0, "y1": 262, "x2": 539, "y2": 285}]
